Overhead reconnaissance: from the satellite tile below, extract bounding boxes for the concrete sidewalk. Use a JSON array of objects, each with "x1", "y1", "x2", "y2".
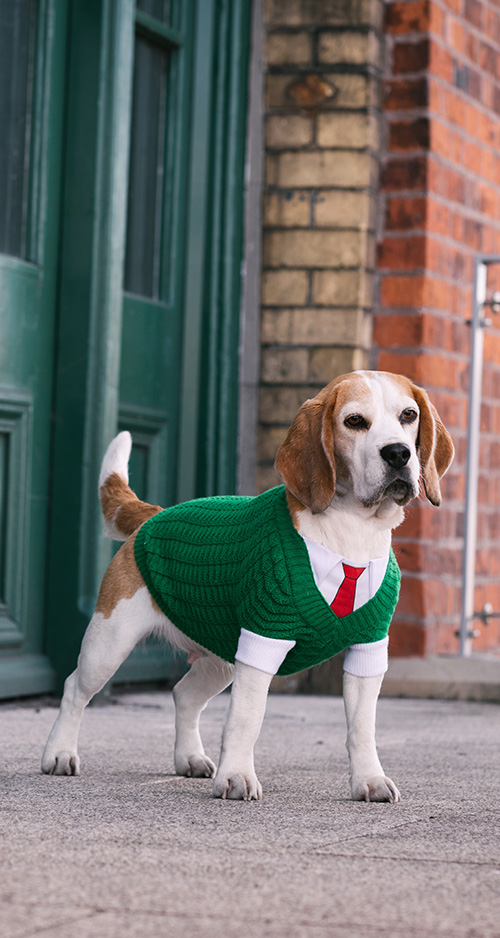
[{"x1": 1, "y1": 690, "x2": 499, "y2": 938}]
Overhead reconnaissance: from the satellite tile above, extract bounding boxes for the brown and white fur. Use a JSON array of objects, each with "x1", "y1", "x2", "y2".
[{"x1": 42, "y1": 371, "x2": 454, "y2": 803}]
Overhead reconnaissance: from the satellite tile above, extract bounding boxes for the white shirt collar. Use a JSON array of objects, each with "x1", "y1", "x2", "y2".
[{"x1": 301, "y1": 535, "x2": 389, "y2": 611}]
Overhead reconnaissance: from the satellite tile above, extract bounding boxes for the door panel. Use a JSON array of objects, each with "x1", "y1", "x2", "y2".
[{"x1": 0, "y1": 0, "x2": 67, "y2": 697}]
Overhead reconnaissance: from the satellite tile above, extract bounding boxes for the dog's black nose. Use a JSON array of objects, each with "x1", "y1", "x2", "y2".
[{"x1": 380, "y1": 443, "x2": 411, "y2": 470}]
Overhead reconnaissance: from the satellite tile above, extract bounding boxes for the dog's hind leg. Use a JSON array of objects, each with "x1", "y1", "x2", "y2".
[
  {"x1": 173, "y1": 655, "x2": 234, "y2": 778},
  {"x1": 41, "y1": 586, "x2": 158, "y2": 775}
]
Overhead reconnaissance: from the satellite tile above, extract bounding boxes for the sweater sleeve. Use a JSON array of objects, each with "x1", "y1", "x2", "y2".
[
  {"x1": 235, "y1": 628, "x2": 296, "y2": 675},
  {"x1": 343, "y1": 636, "x2": 389, "y2": 677}
]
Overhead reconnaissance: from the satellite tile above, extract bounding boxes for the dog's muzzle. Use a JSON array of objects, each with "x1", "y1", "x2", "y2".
[
  {"x1": 383, "y1": 477, "x2": 415, "y2": 505},
  {"x1": 380, "y1": 443, "x2": 411, "y2": 470},
  {"x1": 379, "y1": 443, "x2": 415, "y2": 504}
]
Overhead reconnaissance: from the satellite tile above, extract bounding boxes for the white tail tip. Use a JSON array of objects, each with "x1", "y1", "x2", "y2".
[{"x1": 98, "y1": 431, "x2": 132, "y2": 490}]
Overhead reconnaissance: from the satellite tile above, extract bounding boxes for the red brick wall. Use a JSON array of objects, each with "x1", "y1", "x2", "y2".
[{"x1": 377, "y1": 0, "x2": 500, "y2": 655}]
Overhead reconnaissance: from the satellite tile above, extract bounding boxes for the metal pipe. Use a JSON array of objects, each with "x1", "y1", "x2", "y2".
[{"x1": 459, "y1": 258, "x2": 487, "y2": 656}]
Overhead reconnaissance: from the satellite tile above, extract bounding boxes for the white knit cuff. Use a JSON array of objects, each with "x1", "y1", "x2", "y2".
[
  {"x1": 343, "y1": 636, "x2": 389, "y2": 677},
  {"x1": 235, "y1": 628, "x2": 296, "y2": 675}
]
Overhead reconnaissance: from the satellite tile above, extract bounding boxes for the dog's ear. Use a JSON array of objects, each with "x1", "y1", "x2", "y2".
[
  {"x1": 410, "y1": 384, "x2": 455, "y2": 506},
  {"x1": 275, "y1": 386, "x2": 338, "y2": 514}
]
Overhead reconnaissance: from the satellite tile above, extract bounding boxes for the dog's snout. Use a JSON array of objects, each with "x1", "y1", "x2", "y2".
[{"x1": 380, "y1": 443, "x2": 411, "y2": 470}]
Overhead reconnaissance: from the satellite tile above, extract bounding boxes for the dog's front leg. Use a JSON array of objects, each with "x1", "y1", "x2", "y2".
[
  {"x1": 343, "y1": 671, "x2": 400, "y2": 803},
  {"x1": 212, "y1": 661, "x2": 272, "y2": 801}
]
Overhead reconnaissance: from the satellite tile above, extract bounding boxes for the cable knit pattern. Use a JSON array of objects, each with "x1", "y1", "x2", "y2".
[{"x1": 134, "y1": 486, "x2": 401, "y2": 676}]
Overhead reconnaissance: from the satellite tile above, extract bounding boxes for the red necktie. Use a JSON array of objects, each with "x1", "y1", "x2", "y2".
[{"x1": 330, "y1": 564, "x2": 365, "y2": 617}]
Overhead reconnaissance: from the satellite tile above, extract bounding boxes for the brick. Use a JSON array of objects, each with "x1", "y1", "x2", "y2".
[
  {"x1": 389, "y1": 117, "x2": 430, "y2": 151},
  {"x1": 261, "y1": 347, "x2": 309, "y2": 383},
  {"x1": 261, "y1": 269, "x2": 309, "y2": 306},
  {"x1": 288, "y1": 74, "x2": 337, "y2": 109},
  {"x1": 261, "y1": 309, "x2": 293, "y2": 343},
  {"x1": 428, "y1": 43, "x2": 453, "y2": 83},
  {"x1": 259, "y1": 385, "x2": 323, "y2": 424},
  {"x1": 317, "y1": 30, "x2": 381, "y2": 66},
  {"x1": 265, "y1": 30, "x2": 312, "y2": 65},
  {"x1": 317, "y1": 112, "x2": 379, "y2": 149},
  {"x1": 266, "y1": 73, "x2": 372, "y2": 110},
  {"x1": 380, "y1": 156, "x2": 427, "y2": 189},
  {"x1": 384, "y1": 1, "x2": 430, "y2": 35},
  {"x1": 265, "y1": 153, "x2": 279, "y2": 186},
  {"x1": 314, "y1": 189, "x2": 376, "y2": 229},
  {"x1": 379, "y1": 273, "x2": 424, "y2": 307},
  {"x1": 395, "y1": 541, "x2": 423, "y2": 573},
  {"x1": 421, "y1": 276, "x2": 457, "y2": 313},
  {"x1": 256, "y1": 465, "x2": 282, "y2": 494},
  {"x1": 308, "y1": 346, "x2": 366, "y2": 381},
  {"x1": 258, "y1": 426, "x2": 288, "y2": 462},
  {"x1": 276, "y1": 150, "x2": 376, "y2": 187},
  {"x1": 393, "y1": 38, "x2": 429, "y2": 73},
  {"x1": 464, "y1": 0, "x2": 483, "y2": 31},
  {"x1": 378, "y1": 234, "x2": 426, "y2": 270},
  {"x1": 384, "y1": 77, "x2": 428, "y2": 109},
  {"x1": 396, "y1": 576, "x2": 426, "y2": 617},
  {"x1": 388, "y1": 619, "x2": 427, "y2": 656},
  {"x1": 266, "y1": 115, "x2": 314, "y2": 148},
  {"x1": 373, "y1": 312, "x2": 424, "y2": 349},
  {"x1": 264, "y1": 0, "x2": 381, "y2": 28},
  {"x1": 330, "y1": 73, "x2": 374, "y2": 109},
  {"x1": 263, "y1": 228, "x2": 365, "y2": 268},
  {"x1": 313, "y1": 269, "x2": 374, "y2": 306},
  {"x1": 261, "y1": 307, "x2": 372, "y2": 346},
  {"x1": 290, "y1": 307, "x2": 371, "y2": 345},
  {"x1": 264, "y1": 189, "x2": 311, "y2": 227},
  {"x1": 385, "y1": 195, "x2": 426, "y2": 230}
]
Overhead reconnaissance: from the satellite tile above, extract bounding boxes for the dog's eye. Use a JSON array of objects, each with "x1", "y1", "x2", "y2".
[
  {"x1": 344, "y1": 414, "x2": 368, "y2": 430},
  {"x1": 401, "y1": 408, "x2": 418, "y2": 424}
]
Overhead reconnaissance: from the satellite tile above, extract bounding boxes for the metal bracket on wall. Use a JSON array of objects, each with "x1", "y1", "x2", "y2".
[{"x1": 459, "y1": 255, "x2": 500, "y2": 655}]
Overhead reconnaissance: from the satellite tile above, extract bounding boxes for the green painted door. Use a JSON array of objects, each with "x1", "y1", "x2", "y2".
[
  {"x1": 0, "y1": 0, "x2": 251, "y2": 697},
  {"x1": 0, "y1": 0, "x2": 66, "y2": 697},
  {"x1": 115, "y1": 0, "x2": 252, "y2": 683}
]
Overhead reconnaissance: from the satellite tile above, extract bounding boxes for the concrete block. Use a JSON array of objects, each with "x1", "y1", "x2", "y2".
[{"x1": 381, "y1": 655, "x2": 500, "y2": 702}]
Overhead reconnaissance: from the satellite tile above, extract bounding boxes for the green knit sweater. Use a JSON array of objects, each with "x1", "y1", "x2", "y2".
[{"x1": 134, "y1": 486, "x2": 401, "y2": 677}]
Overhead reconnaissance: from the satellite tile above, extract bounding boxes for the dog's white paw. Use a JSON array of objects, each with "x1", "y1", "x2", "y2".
[
  {"x1": 41, "y1": 750, "x2": 80, "y2": 776},
  {"x1": 175, "y1": 752, "x2": 216, "y2": 779},
  {"x1": 351, "y1": 775, "x2": 400, "y2": 803},
  {"x1": 212, "y1": 769, "x2": 262, "y2": 801}
]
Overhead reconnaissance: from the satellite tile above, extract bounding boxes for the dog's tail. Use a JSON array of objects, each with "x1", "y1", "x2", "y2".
[{"x1": 98, "y1": 432, "x2": 162, "y2": 540}]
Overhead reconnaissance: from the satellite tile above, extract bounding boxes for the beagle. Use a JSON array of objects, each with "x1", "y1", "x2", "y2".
[{"x1": 42, "y1": 371, "x2": 454, "y2": 803}]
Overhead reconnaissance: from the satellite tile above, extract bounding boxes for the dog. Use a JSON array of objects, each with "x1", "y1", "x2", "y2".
[{"x1": 42, "y1": 371, "x2": 454, "y2": 802}]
